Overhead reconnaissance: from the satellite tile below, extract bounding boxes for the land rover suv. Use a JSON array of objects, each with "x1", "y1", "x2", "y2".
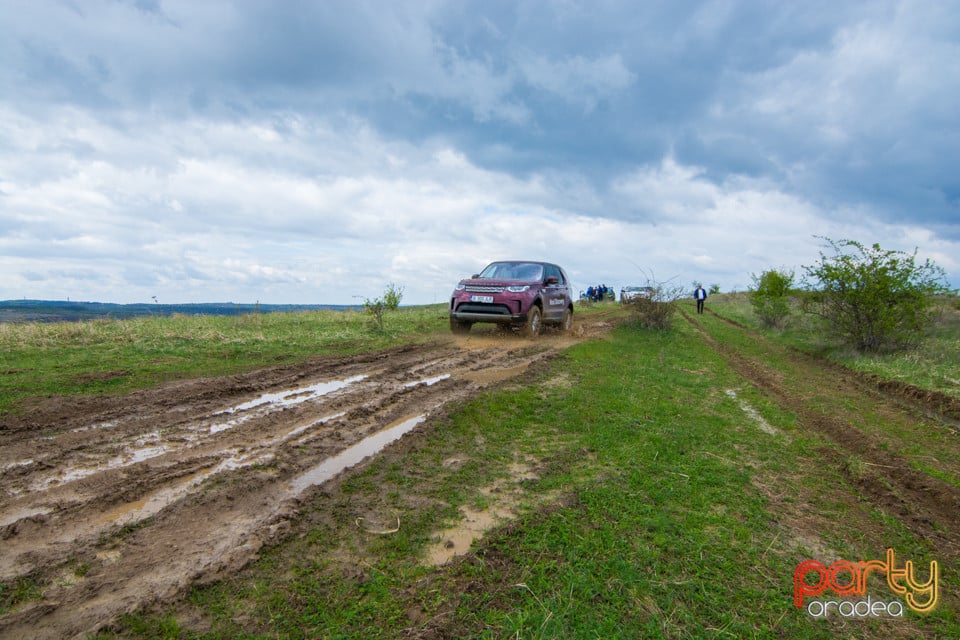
[{"x1": 449, "y1": 261, "x2": 574, "y2": 336}]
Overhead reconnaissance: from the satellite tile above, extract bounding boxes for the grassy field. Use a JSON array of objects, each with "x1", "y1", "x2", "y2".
[
  {"x1": 706, "y1": 293, "x2": 960, "y2": 400},
  {"x1": 3, "y1": 301, "x2": 957, "y2": 637},
  {"x1": 0, "y1": 305, "x2": 450, "y2": 417}
]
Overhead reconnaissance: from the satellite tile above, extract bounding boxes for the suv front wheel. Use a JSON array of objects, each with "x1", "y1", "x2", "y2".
[
  {"x1": 450, "y1": 318, "x2": 472, "y2": 334},
  {"x1": 521, "y1": 305, "x2": 542, "y2": 337}
]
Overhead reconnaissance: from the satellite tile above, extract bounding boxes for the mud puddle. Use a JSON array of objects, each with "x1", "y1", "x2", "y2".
[
  {"x1": 0, "y1": 326, "x2": 600, "y2": 639},
  {"x1": 425, "y1": 454, "x2": 560, "y2": 566},
  {"x1": 291, "y1": 414, "x2": 427, "y2": 494}
]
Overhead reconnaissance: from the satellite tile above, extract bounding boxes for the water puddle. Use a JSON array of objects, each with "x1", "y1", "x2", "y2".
[
  {"x1": 69, "y1": 421, "x2": 117, "y2": 434},
  {"x1": 217, "y1": 375, "x2": 367, "y2": 415},
  {"x1": 97, "y1": 451, "x2": 273, "y2": 528},
  {"x1": 725, "y1": 389, "x2": 780, "y2": 435},
  {"x1": 209, "y1": 413, "x2": 254, "y2": 434},
  {"x1": 0, "y1": 506, "x2": 52, "y2": 529},
  {"x1": 97, "y1": 470, "x2": 210, "y2": 527},
  {"x1": 32, "y1": 442, "x2": 175, "y2": 491},
  {"x1": 425, "y1": 503, "x2": 516, "y2": 566},
  {"x1": 424, "y1": 458, "x2": 547, "y2": 566},
  {"x1": 403, "y1": 374, "x2": 450, "y2": 388},
  {"x1": 1, "y1": 459, "x2": 34, "y2": 474},
  {"x1": 290, "y1": 415, "x2": 425, "y2": 495},
  {"x1": 30, "y1": 377, "x2": 367, "y2": 492},
  {"x1": 91, "y1": 409, "x2": 350, "y2": 530},
  {"x1": 207, "y1": 375, "x2": 366, "y2": 434}
]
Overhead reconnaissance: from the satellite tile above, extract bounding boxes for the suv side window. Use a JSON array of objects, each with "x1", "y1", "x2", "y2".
[{"x1": 544, "y1": 264, "x2": 563, "y2": 283}]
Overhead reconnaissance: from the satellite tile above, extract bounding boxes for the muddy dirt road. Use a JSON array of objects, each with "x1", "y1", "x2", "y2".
[{"x1": 0, "y1": 317, "x2": 616, "y2": 640}]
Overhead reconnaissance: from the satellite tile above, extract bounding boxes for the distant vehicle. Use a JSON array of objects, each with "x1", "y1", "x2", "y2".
[
  {"x1": 449, "y1": 261, "x2": 574, "y2": 336},
  {"x1": 620, "y1": 286, "x2": 655, "y2": 302}
]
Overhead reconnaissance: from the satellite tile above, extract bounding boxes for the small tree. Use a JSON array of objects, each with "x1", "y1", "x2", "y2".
[
  {"x1": 709, "y1": 284, "x2": 721, "y2": 295},
  {"x1": 364, "y1": 283, "x2": 404, "y2": 331},
  {"x1": 749, "y1": 268, "x2": 794, "y2": 329},
  {"x1": 801, "y1": 238, "x2": 950, "y2": 352}
]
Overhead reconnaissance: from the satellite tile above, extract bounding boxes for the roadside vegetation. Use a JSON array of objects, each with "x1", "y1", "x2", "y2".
[
  {"x1": 93, "y1": 301, "x2": 957, "y2": 638},
  {"x1": 620, "y1": 278, "x2": 687, "y2": 330},
  {"x1": 363, "y1": 283, "x2": 405, "y2": 331},
  {"x1": 711, "y1": 292, "x2": 960, "y2": 402},
  {"x1": 801, "y1": 238, "x2": 952, "y2": 352},
  {"x1": 749, "y1": 268, "x2": 795, "y2": 329}
]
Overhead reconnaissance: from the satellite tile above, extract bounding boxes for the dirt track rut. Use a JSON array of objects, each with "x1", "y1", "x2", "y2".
[
  {"x1": 0, "y1": 324, "x2": 610, "y2": 639},
  {"x1": 685, "y1": 308, "x2": 960, "y2": 562}
]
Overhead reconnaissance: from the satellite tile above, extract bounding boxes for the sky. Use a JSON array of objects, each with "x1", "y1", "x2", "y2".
[{"x1": 1, "y1": 0, "x2": 958, "y2": 305}]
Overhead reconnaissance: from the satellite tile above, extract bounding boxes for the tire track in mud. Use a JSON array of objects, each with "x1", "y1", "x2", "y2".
[
  {"x1": 683, "y1": 309, "x2": 960, "y2": 560},
  {"x1": 0, "y1": 330, "x2": 589, "y2": 640},
  {"x1": 703, "y1": 307, "x2": 960, "y2": 425}
]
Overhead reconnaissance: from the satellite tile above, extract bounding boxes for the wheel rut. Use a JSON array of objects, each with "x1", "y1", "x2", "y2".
[
  {"x1": 0, "y1": 324, "x2": 603, "y2": 639},
  {"x1": 683, "y1": 309, "x2": 960, "y2": 561}
]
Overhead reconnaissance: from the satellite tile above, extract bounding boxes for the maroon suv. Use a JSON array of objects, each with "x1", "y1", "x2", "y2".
[{"x1": 449, "y1": 261, "x2": 574, "y2": 336}]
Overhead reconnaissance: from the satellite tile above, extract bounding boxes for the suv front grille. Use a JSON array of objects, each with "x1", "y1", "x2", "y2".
[
  {"x1": 465, "y1": 285, "x2": 504, "y2": 293},
  {"x1": 457, "y1": 303, "x2": 512, "y2": 316}
]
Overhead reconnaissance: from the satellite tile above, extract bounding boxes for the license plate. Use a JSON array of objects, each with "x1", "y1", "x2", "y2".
[{"x1": 470, "y1": 295, "x2": 494, "y2": 303}]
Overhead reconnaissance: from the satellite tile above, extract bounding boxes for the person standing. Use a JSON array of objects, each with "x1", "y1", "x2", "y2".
[{"x1": 694, "y1": 284, "x2": 707, "y2": 314}]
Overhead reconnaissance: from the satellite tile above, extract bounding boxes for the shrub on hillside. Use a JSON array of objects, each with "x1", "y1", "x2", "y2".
[
  {"x1": 364, "y1": 283, "x2": 404, "y2": 331},
  {"x1": 625, "y1": 283, "x2": 682, "y2": 330},
  {"x1": 801, "y1": 238, "x2": 951, "y2": 352},
  {"x1": 749, "y1": 268, "x2": 795, "y2": 329}
]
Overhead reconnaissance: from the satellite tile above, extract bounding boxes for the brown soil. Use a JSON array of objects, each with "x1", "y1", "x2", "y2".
[{"x1": 0, "y1": 317, "x2": 616, "y2": 640}]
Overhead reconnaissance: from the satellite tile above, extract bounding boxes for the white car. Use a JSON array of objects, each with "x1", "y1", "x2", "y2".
[{"x1": 620, "y1": 286, "x2": 655, "y2": 302}]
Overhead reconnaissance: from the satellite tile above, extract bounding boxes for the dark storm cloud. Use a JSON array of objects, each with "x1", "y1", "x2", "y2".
[{"x1": 0, "y1": 0, "x2": 956, "y2": 303}]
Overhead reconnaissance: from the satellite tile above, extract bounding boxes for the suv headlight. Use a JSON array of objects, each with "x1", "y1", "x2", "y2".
[
  {"x1": 506, "y1": 285, "x2": 530, "y2": 292},
  {"x1": 454, "y1": 284, "x2": 466, "y2": 291}
]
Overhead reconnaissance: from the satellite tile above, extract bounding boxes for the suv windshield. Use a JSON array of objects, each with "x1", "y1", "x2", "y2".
[{"x1": 478, "y1": 262, "x2": 544, "y2": 281}]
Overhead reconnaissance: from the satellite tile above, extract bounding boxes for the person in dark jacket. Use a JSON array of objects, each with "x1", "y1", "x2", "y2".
[{"x1": 694, "y1": 284, "x2": 707, "y2": 314}]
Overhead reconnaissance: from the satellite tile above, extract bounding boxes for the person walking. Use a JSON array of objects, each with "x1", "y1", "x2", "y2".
[{"x1": 694, "y1": 284, "x2": 707, "y2": 314}]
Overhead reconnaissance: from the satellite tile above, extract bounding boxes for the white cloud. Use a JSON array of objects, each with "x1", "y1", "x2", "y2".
[{"x1": 0, "y1": 0, "x2": 957, "y2": 305}]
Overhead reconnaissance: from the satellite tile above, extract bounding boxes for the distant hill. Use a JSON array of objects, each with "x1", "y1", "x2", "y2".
[{"x1": 0, "y1": 300, "x2": 360, "y2": 323}]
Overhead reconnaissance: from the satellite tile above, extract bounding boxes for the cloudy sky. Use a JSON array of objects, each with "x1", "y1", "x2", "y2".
[{"x1": 1, "y1": 0, "x2": 957, "y2": 305}]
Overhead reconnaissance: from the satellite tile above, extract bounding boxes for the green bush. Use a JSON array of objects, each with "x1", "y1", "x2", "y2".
[
  {"x1": 364, "y1": 283, "x2": 404, "y2": 331},
  {"x1": 801, "y1": 238, "x2": 951, "y2": 352},
  {"x1": 749, "y1": 268, "x2": 794, "y2": 329}
]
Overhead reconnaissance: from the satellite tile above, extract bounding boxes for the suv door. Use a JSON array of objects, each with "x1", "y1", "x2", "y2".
[{"x1": 542, "y1": 264, "x2": 567, "y2": 322}]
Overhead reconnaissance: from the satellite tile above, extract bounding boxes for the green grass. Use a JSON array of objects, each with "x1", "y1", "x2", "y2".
[
  {"x1": 4, "y1": 301, "x2": 955, "y2": 636},
  {"x1": 0, "y1": 578, "x2": 43, "y2": 617},
  {"x1": 96, "y1": 314, "x2": 957, "y2": 639},
  {"x1": 0, "y1": 305, "x2": 449, "y2": 416},
  {"x1": 707, "y1": 293, "x2": 960, "y2": 400}
]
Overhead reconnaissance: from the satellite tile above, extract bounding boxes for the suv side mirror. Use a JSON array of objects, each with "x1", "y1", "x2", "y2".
[{"x1": 545, "y1": 276, "x2": 559, "y2": 285}]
